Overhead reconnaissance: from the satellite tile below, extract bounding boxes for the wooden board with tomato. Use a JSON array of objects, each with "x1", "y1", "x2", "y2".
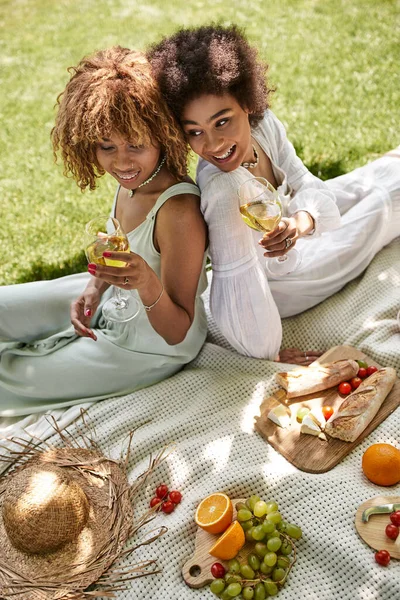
[
  {"x1": 182, "y1": 498, "x2": 248, "y2": 588},
  {"x1": 254, "y1": 345, "x2": 400, "y2": 474},
  {"x1": 355, "y1": 496, "x2": 400, "y2": 559}
]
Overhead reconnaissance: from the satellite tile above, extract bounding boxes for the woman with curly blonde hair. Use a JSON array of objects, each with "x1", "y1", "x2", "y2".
[{"x1": 0, "y1": 46, "x2": 208, "y2": 416}]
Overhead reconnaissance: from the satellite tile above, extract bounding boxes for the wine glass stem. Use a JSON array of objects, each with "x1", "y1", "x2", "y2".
[
  {"x1": 277, "y1": 255, "x2": 288, "y2": 263},
  {"x1": 113, "y1": 285, "x2": 125, "y2": 308}
]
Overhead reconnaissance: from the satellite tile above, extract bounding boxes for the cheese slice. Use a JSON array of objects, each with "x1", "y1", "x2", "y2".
[
  {"x1": 268, "y1": 405, "x2": 291, "y2": 428},
  {"x1": 300, "y1": 415, "x2": 327, "y2": 441},
  {"x1": 309, "y1": 409, "x2": 326, "y2": 429}
]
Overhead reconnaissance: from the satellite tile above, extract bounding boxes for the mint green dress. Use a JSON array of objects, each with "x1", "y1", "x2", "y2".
[{"x1": 0, "y1": 183, "x2": 208, "y2": 417}]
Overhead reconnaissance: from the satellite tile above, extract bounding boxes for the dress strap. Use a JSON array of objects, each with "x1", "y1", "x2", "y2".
[
  {"x1": 110, "y1": 185, "x2": 121, "y2": 218},
  {"x1": 146, "y1": 182, "x2": 200, "y2": 220}
]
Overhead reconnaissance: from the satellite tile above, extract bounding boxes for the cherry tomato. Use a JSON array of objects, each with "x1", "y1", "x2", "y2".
[
  {"x1": 385, "y1": 524, "x2": 399, "y2": 540},
  {"x1": 390, "y1": 511, "x2": 400, "y2": 526},
  {"x1": 150, "y1": 497, "x2": 162, "y2": 509},
  {"x1": 211, "y1": 562, "x2": 226, "y2": 579},
  {"x1": 366, "y1": 366, "x2": 378, "y2": 377},
  {"x1": 162, "y1": 500, "x2": 175, "y2": 514},
  {"x1": 169, "y1": 490, "x2": 182, "y2": 504},
  {"x1": 338, "y1": 382, "x2": 352, "y2": 395},
  {"x1": 156, "y1": 484, "x2": 169, "y2": 499},
  {"x1": 357, "y1": 368, "x2": 368, "y2": 379},
  {"x1": 322, "y1": 406, "x2": 334, "y2": 421},
  {"x1": 375, "y1": 549, "x2": 391, "y2": 566},
  {"x1": 350, "y1": 377, "x2": 362, "y2": 390}
]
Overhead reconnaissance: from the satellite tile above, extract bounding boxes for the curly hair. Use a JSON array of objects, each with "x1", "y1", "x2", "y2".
[
  {"x1": 52, "y1": 46, "x2": 188, "y2": 191},
  {"x1": 147, "y1": 24, "x2": 273, "y2": 127}
]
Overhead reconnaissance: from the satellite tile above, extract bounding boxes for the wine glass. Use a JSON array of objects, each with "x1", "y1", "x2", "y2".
[
  {"x1": 84, "y1": 215, "x2": 141, "y2": 322},
  {"x1": 238, "y1": 177, "x2": 301, "y2": 276}
]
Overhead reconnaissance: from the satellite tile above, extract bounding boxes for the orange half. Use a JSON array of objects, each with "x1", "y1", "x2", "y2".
[
  {"x1": 209, "y1": 520, "x2": 245, "y2": 560},
  {"x1": 195, "y1": 492, "x2": 233, "y2": 534}
]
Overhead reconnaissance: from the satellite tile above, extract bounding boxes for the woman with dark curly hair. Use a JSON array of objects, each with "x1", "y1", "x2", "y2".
[
  {"x1": 0, "y1": 46, "x2": 208, "y2": 416},
  {"x1": 148, "y1": 25, "x2": 400, "y2": 363}
]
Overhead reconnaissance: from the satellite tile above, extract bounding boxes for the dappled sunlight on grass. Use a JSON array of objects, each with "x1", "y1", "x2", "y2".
[{"x1": 1, "y1": 1, "x2": 399, "y2": 285}]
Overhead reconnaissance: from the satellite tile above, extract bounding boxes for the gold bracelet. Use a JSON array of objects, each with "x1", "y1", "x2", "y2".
[{"x1": 143, "y1": 283, "x2": 164, "y2": 312}]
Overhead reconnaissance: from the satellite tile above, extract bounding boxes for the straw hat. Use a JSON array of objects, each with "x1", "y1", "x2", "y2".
[{"x1": 0, "y1": 430, "x2": 163, "y2": 600}]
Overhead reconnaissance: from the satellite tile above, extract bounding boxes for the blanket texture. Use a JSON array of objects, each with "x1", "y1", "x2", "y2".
[{"x1": 3, "y1": 239, "x2": 400, "y2": 599}]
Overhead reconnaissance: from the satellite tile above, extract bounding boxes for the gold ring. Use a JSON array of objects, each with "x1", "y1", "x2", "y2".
[{"x1": 124, "y1": 277, "x2": 129, "y2": 285}]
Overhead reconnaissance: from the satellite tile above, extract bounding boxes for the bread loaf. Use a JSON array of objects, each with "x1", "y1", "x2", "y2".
[
  {"x1": 324, "y1": 368, "x2": 396, "y2": 442},
  {"x1": 275, "y1": 360, "x2": 359, "y2": 399}
]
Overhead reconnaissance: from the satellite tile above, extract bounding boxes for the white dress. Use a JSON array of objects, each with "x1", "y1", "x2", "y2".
[
  {"x1": 0, "y1": 183, "x2": 208, "y2": 417},
  {"x1": 197, "y1": 110, "x2": 400, "y2": 360}
]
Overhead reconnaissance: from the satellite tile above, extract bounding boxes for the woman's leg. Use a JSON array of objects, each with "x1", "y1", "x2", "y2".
[{"x1": 0, "y1": 273, "x2": 90, "y2": 342}]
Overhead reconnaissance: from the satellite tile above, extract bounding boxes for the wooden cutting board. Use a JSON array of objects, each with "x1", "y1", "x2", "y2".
[
  {"x1": 254, "y1": 345, "x2": 400, "y2": 474},
  {"x1": 182, "y1": 498, "x2": 249, "y2": 588},
  {"x1": 355, "y1": 496, "x2": 400, "y2": 558}
]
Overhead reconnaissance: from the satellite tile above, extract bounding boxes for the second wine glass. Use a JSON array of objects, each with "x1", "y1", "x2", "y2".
[
  {"x1": 85, "y1": 216, "x2": 141, "y2": 322},
  {"x1": 238, "y1": 177, "x2": 301, "y2": 276}
]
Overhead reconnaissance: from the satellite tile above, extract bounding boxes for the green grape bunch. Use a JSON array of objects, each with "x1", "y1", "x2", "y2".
[{"x1": 209, "y1": 494, "x2": 302, "y2": 599}]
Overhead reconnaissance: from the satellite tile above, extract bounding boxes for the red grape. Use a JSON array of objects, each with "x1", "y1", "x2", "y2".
[
  {"x1": 375, "y1": 550, "x2": 390, "y2": 566},
  {"x1": 390, "y1": 511, "x2": 400, "y2": 526},
  {"x1": 156, "y1": 484, "x2": 169, "y2": 499},
  {"x1": 211, "y1": 562, "x2": 226, "y2": 578},
  {"x1": 161, "y1": 500, "x2": 175, "y2": 514},
  {"x1": 169, "y1": 490, "x2": 182, "y2": 504},
  {"x1": 385, "y1": 524, "x2": 399, "y2": 540}
]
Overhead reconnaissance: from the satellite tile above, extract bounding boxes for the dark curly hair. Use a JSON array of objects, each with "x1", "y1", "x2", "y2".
[
  {"x1": 52, "y1": 46, "x2": 188, "y2": 191},
  {"x1": 147, "y1": 24, "x2": 273, "y2": 127}
]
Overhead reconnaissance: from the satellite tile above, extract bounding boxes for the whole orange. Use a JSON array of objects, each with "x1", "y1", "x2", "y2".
[{"x1": 362, "y1": 443, "x2": 400, "y2": 486}]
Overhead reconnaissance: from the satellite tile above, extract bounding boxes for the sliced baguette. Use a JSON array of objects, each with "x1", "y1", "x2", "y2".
[
  {"x1": 324, "y1": 368, "x2": 396, "y2": 442},
  {"x1": 276, "y1": 359, "x2": 359, "y2": 399}
]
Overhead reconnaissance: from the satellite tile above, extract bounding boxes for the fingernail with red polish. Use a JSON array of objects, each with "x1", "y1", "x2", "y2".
[
  {"x1": 88, "y1": 263, "x2": 97, "y2": 270},
  {"x1": 84, "y1": 309, "x2": 92, "y2": 317},
  {"x1": 88, "y1": 269, "x2": 96, "y2": 276},
  {"x1": 103, "y1": 251, "x2": 111, "y2": 257}
]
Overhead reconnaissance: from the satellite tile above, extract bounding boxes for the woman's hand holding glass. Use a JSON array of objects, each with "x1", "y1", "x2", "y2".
[
  {"x1": 84, "y1": 216, "x2": 141, "y2": 323},
  {"x1": 258, "y1": 216, "x2": 299, "y2": 258},
  {"x1": 238, "y1": 177, "x2": 302, "y2": 275},
  {"x1": 88, "y1": 249, "x2": 152, "y2": 293}
]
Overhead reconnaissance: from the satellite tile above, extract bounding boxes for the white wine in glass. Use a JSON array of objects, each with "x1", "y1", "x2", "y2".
[
  {"x1": 238, "y1": 177, "x2": 301, "y2": 275},
  {"x1": 85, "y1": 216, "x2": 141, "y2": 323}
]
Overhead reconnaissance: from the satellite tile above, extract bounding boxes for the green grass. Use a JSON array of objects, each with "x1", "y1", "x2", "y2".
[{"x1": 1, "y1": 0, "x2": 399, "y2": 285}]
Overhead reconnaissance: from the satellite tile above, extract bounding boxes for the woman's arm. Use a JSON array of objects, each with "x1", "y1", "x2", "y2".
[
  {"x1": 266, "y1": 111, "x2": 342, "y2": 235},
  {"x1": 90, "y1": 193, "x2": 207, "y2": 345},
  {"x1": 142, "y1": 192, "x2": 207, "y2": 344},
  {"x1": 198, "y1": 167, "x2": 283, "y2": 359}
]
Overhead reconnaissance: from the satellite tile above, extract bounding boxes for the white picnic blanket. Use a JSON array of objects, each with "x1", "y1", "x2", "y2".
[{"x1": 1, "y1": 238, "x2": 399, "y2": 599}]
